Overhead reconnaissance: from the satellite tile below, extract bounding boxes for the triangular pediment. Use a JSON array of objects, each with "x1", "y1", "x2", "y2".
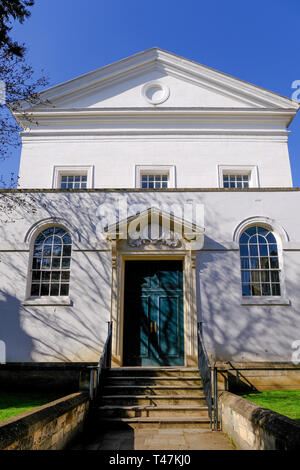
[
  {"x1": 21, "y1": 48, "x2": 299, "y2": 112},
  {"x1": 105, "y1": 207, "x2": 204, "y2": 248}
]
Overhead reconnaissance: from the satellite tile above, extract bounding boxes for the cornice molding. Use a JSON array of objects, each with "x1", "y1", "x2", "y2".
[{"x1": 17, "y1": 108, "x2": 293, "y2": 139}]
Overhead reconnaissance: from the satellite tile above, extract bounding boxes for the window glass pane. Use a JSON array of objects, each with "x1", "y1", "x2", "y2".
[
  {"x1": 42, "y1": 258, "x2": 51, "y2": 269},
  {"x1": 266, "y1": 233, "x2": 276, "y2": 243},
  {"x1": 272, "y1": 284, "x2": 281, "y2": 296},
  {"x1": 62, "y1": 258, "x2": 71, "y2": 269},
  {"x1": 245, "y1": 227, "x2": 257, "y2": 236},
  {"x1": 61, "y1": 271, "x2": 70, "y2": 281},
  {"x1": 32, "y1": 271, "x2": 40, "y2": 281},
  {"x1": 52, "y1": 258, "x2": 61, "y2": 269},
  {"x1": 60, "y1": 284, "x2": 69, "y2": 296},
  {"x1": 32, "y1": 258, "x2": 41, "y2": 269},
  {"x1": 260, "y1": 257, "x2": 269, "y2": 269},
  {"x1": 261, "y1": 271, "x2": 270, "y2": 282},
  {"x1": 239, "y1": 245, "x2": 249, "y2": 256},
  {"x1": 41, "y1": 284, "x2": 50, "y2": 296},
  {"x1": 53, "y1": 245, "x2": 62, "y2": 256},
  {"x1": 63, "y1": 234, "x2": 72, "y2": 244},
  {"x1": 249, "y1": 245, "x2": 258, "y2": 256},
  {"x1": 241, "y1": 271, "x2": 250, "y2": 283},
  {"x1": 257, "y1": 227, "x2": 269, "y2": 236},
  {"x1": 52, "y1": 271, "x2": 60, "y2": 281},
  {"x1": 249, "y1": 235, "x2": 258, "y2": 244},
  {"x1": 250, "y1": 257, "x2": 259, "y2": 269},
  {"x1": 240, "y1": 258, "x2": 249, "y2": 269},
  {"x1": 259, "y1": 244, "x2": 268, "y2": 257},
  {"x1": 63, "y1": 245, "x2": 72, "y2": 257},
  {"x1": 269, "y1": 245, "x2": 278, "y2": 256},
  {"x1": 42, "y1": 271, "x2": 51, "y2": 281},
  {"x1": 242, "y1": 284, "x2": 251, "y2": 296},
  {"x1": 31, "y1": 284, "x2": 40, "y2": 296},
  {"x1": 271, "y1": 271, "x2": 280, "y2": 283},
  {"x1": 50, "y1": 284, "x2": 60, "y2": 296},
  {"x1": 251, "y1": 284, "x2": 261, "y2": 296},
  {"x1": 262, "y1": 284, "x2": 271, "y2": 296},
  {"x1": 239, "y1": 233, "x2": 249, "y2": 244},
  {"x1": 270, "y1": 257, "x2": 279, "y2": 269}
]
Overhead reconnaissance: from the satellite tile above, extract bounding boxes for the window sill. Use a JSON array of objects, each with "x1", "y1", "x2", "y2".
[
  {"x1": 240, "y1": 297, "x2": 290, "y2": 306},
  {"x1": 22, "y1": 297, "x2": 72, "y2": 306}
]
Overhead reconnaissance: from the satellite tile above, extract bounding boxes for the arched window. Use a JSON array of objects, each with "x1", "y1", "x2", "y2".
[
  {"x1": 30, "y1": 227, "x2": 72, "y2": 297},
  {"x1": 239, "y1": 226, "x2": 280, "y2": 296}
]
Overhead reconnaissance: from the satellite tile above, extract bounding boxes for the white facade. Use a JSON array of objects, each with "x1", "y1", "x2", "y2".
[{"x1": 2, "y1": 48, "x2": 300, "y2": 365}]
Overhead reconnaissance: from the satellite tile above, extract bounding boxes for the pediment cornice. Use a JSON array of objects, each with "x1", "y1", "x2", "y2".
[{"x1": 13, "y1": 48, "x2": 299, "y2": 116}]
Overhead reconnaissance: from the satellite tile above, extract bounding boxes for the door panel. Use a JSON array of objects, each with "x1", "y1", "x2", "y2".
[{"x1": 123, "y1": 261, "x2": 184, "y2": 366}]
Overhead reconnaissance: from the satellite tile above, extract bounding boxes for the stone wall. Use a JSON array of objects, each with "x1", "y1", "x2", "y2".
[
  {"x1": 216, "y1": 363, "x2": 300, "y2": 393},
  {"x1": 219, "y1": 391, "x2": 300, "y2": 450},
  {"x1": 0, "y1": 392, "x2": 89, "y2": 450},
  {"x1": 0, "y1": 363, "x2": 97, "y2": 393}
]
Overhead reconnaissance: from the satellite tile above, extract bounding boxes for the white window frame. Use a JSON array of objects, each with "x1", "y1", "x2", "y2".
[
  {"x1": 52, "y1": 166, "x2": 94, "y2": 189},
  {"x1": 135, "y1": 165, "x2": 176, "y2": 189},
  {"x1": 218, "y1": 165, "x2": 259, "y2": 188}
]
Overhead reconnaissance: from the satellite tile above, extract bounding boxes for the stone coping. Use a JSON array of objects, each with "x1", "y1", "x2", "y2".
[
  {"x1": 214, "y1": 361, "x2": 300, "y2": 370},
  {"x1": 0, "y1": 392, "x2": 89, "y2": 450},
  {"x1": 219, "y1": 391, "x2": 300, "y2": 450},
  {"x1": 0, "y1": 362, "x2": 97, "y2": 370},
  {"x1": 0, "y1": 187, "x2": 300, "y2": 194}
]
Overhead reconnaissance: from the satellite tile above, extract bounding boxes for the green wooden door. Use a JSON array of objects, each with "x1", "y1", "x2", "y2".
[{"x1": 123, "y1": 260, "x2": 184, "y2": 366}]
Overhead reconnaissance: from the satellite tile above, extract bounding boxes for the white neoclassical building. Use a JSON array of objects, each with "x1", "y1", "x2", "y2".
[{"x1": 1, "y1": 48, "x2": 300, "y2": 371}]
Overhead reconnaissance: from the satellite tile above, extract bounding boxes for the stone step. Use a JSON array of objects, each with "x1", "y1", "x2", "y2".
[
  {"x1": 96, "y1": 405, "x2": 209, "y2": 418},
  {"x1": 103, "y1": 385, "x2": 204, "y2": 396},
  {"x1": 106, "y1": 368, "x2": 200, "y2": 378},
  {"x1": 93, "y1": 417, "x2": 211, "y2": 430},
  {"x1": 105, "y1": 377, "x2": 202, "y2": 387},
  {"x1": 99, "y1": 394, "x2": 207, "y2": 406}
]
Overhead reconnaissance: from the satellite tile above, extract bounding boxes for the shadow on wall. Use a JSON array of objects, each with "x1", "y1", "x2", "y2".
[
  {"x1": 197, "y1": 201, "x2": 300, "y2": 364},
  {"x1": 0, "y1": 291, "x2": 33, "y2": 362}
]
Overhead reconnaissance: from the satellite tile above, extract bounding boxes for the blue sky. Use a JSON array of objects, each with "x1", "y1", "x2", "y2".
[{"x1": 3, "y1": 0, "x2": 300, "y2": 185}]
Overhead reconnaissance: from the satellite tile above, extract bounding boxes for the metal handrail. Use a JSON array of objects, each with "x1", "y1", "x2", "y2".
[
  {"x1": 197, "y1": 322, "x2": 218, "y2": 430},
  {"x1": 89, "y1": 321, "x2": 113, "y2": 401}
]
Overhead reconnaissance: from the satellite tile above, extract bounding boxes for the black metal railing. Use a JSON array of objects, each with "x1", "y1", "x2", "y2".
[
  {"x1": 89, "y1": 321, "x2": 113, "y2": 401},
  {"x1": 197, "y1": 322, "x2": 218, "y2": 430}
]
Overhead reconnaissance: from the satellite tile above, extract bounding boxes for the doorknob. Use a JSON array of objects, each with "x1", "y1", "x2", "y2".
[{"x1": 153, "y1": 321, "x2": 157, "y2": 334}]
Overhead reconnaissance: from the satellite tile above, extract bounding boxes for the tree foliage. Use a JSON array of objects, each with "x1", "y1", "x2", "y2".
[
  {"x1": 0, "y1": 46, "x2": 48, "y2": 160},
  {"x1": 0, "y1": 0, "x2": 34, "y2": 57}
]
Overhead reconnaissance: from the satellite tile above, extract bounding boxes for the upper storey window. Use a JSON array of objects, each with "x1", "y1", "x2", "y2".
[
  {"x1": 218, "y1": 166, "x2": 259, "y2": 188},
  {"x1": 60, "y1": 175, "x2": 87, "y2": 189},
  {"x1": 141, "y1": 173, "x2": 168, "y2": 189},
  {"x1": 223, "y1": 174, "x2": 249, "y2": 188},
  {"x1": 136, "y1": 166, "x2": 176, "y2": 189},
  {"x1": 53, "y1": 166, "x2": 94, "y2": 189}
]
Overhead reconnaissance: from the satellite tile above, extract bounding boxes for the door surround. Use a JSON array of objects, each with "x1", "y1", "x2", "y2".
[{"x1": 110, "y1": 247, "x2": 198, "y2": 367}]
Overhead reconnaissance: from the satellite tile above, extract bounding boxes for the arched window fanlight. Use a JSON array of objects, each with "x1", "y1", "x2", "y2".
[
  {"x1": 30, "y1": 227, "x2": 72, "y2": 297},
  {"x1": 239, "y1": 226, "x2": 280, "y2": 296}
]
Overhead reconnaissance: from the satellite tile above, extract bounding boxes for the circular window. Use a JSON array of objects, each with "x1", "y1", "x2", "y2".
[{"x1": 142, "y1": 82, "x2": 170, "y2": 105}]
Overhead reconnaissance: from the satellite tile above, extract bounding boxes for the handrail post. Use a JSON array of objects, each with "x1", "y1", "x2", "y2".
[{"x1": 213, "y1": 366, "x2": 218, "y2": 431}]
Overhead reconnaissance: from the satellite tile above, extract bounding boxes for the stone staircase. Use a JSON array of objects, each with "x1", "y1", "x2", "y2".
[{"x1": 91, "y1": 367, "x2": 211, "y2": 429}]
